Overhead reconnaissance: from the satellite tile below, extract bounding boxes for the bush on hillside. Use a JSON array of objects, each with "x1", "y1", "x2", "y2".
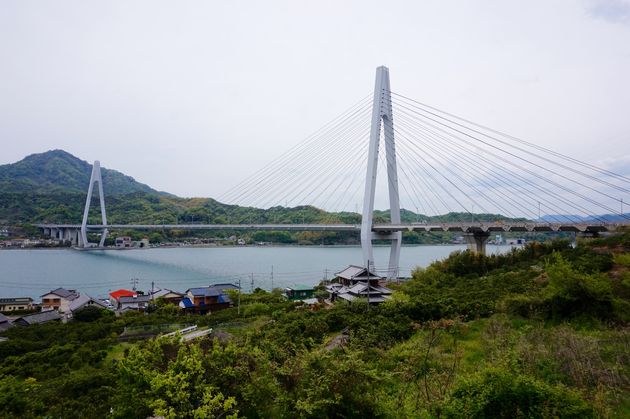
[{"x1": 442, "y1": 368, "x2": 594, "y2": 418}]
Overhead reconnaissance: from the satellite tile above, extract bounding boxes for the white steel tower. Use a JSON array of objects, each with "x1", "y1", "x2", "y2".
[
  {"x1": 80, "y1": 161, "x2": 108, "y2": 247},
  {"x1": 361, "y1": 66, "x2": 402, "y2": 279}
]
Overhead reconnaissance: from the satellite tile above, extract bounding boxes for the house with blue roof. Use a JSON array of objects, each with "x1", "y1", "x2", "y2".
[{"x1": 179, "y1": 283, "x2": 237, "y2": 313}]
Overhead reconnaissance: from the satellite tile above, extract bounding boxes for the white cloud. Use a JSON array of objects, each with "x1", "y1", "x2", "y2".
[{"x1": 585, "y1": 0, "x2": 630, "y2": 25}]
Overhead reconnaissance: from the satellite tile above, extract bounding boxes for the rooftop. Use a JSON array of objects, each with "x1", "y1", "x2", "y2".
[
  {"x1": 211, "y1": 283, "x2": 240, "y2": 290},
  {"x1": 109, "y1": 289, "x2": 136, "y2": 300},
  {"x1": 15, "y1": 310, "x2": 62, "y2": 325},
  {"x1": 0, "y1": 297, "x2": 33, "y2": 303},
  {"x1": 118, "y1": 295, "x2": 152, "y2": 304},
  {"x1": 286, "y1": 284, "x2": 315, "y2": 292},
  {"x1": 68, "y1": 294, "x2": 109, "y2": 312},
  {"x1": 335, "y1": 265, "x2": 382, "y2": 281},
  {"x1": 186, "y1": 286, "x2": 231, "y2": 297},
  {"x1": 41, "y1": 287, "x2": 79, "y2": 300}
]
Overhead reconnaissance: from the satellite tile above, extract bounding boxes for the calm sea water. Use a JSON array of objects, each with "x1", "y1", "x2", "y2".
[{"x1": 0, "y1": 245, "x2": 519, "y2": 299}]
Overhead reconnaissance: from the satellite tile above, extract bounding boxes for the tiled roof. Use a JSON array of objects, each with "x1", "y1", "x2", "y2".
[
  {"x1": 68, "y1": 294, "x2": 109, "y2": 312},
  {"x1": 118, "y1": 295, "x2": 152, "y2": 304},
  {"x1": 151, "y1": 289, "x2": 184, "y2": 299},
  {"x1": 187, "y1": 287, "x2": 224, "y2": 297},
  {"x1": 335, "y1": 265, "x2": 382, "y2": 280},
  {"x1": 42, "y1": 288, "x2": 78, "y2": 300},
  {"x1": 0, "y1": 297, "x2": 33, "y2": 304},
  {"x1": 286, "y1": 284, "x2": 315, "y2": 291},
  {"x1": 211, "y1": 283, "x2": 240, "y2": 290},
  {"x1": 15, "y1": 310, "x2": 62, "y2": 325},
  {"x1": 335, "y1": 265, "x2": 366, "y2": 280}
]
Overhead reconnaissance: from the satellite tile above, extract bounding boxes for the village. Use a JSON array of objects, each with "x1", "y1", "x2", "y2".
[{"x1": 0, "y1": 265, "x2": 393, "y2": 334}]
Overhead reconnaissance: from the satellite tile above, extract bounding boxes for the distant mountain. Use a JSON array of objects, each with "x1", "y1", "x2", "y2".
[{"x1": 0, "y1": 149, "x2": 165, "y2": 196}]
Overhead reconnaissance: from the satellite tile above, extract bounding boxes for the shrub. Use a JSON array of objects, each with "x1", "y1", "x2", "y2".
[
  {"x1": 243, "y1": 302, "x2": 271, "y2": 317},
  {"x1": 442, "y1": 368, "x2": 594, "y2": 418},
  {"x1": 544, "y1": 253, "x2": 614, "y2": 320}
]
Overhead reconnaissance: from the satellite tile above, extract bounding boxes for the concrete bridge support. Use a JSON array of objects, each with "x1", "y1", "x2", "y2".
[{"x1": 464, "y1": 231, "x2": 490, "y2": 255}]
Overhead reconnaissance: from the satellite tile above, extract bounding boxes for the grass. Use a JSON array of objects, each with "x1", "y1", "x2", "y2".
[{"x1": 105, "y1": 342, "x2": 132, "y2": 362}]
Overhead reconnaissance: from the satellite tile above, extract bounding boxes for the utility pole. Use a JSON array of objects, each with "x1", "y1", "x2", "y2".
[
  {"x1": 622, "y1": 198, "x2": 624, "y2": 216},
  {"x1": 366, "y1": 260, "x2": 370, "y2": 311},
  {"x1": 237, "y1": 278, "x2": 241, "y2": 316},
  {"x1": 130, "y1": 278, "x2": 138, "y2": 291},
  {"x1": 250, "y1": 273, "x2": 254, "y2": 293},
  {"x1": 323, "y1": 268, "x2": 329, "y2": 283},
  {"x1": 151, "y1": 281, "x2": 154, "y2": 300}
]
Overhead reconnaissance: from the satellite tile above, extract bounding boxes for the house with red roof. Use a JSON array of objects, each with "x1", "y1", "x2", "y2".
[{"x1": 109, "y1": 289, "x2": 136, "y2": 307}]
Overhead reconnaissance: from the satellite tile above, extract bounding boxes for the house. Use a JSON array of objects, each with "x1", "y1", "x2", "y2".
[
  {"x1": 0, "y1": 313, "x2": 12, "y2": 332},
  {"x1": 150, "y1": 288, "x2": 185, "y2": 304},
  {"x1": 68, "y1": 294, "x2": 110, "y2": 316},
  {"x1": 40, "y1": 288, "x2": 79, "y2": 312},
  {"x1": 109, "y1": 289, "x2": 137, "y2": 307},
  {"x1": 284, "y1": 285, "x2": 316, "y2": 301},
  {"x1": 326, "y1": 265, "x2": 392, "y2": 304},
  {"x1": 117, "y1": 294, "x2": 152, "y2": 311},
  {"x1": 13, "y1": 310, "x2": 62, "y2": 326},
  {"x1": 115, "y1": 236, "x2": 133, "y2": 248},
  {"x1": 180, "y1": 284, "x2": 236, "y2": 313},
  {"x1": 0, "y1": 297, "x2": 34, "y2": 312}
]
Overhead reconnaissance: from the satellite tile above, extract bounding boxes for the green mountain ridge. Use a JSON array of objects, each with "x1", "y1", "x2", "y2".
[{"x1": 0, "y1": 149, "x2": 164, "y2": 196}]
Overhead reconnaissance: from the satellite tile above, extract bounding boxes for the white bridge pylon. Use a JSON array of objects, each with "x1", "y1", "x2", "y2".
[
  {"x1": 361, "y1": 66, "x2": 402, "y2": 279},
  {"x1": 80, "y1": 160, "x2": 108, "y2": 248}
]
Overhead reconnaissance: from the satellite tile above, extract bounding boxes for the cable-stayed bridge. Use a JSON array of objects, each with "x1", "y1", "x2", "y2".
[{"x1": 38, "y1": 66, "x2": 630, "y2": 278}]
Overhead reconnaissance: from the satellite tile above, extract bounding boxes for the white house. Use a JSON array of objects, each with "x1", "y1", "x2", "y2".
[{"x1": 40, "y1": 288, "x2": 79, "y2": 313}]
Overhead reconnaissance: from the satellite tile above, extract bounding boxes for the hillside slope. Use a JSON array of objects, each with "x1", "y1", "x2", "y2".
[{"x1": 0, "y1": 150, "x2": 162, "y2": 195}]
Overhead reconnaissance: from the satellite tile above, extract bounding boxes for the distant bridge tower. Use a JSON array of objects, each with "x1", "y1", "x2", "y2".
[
  {"x1": 80, "y1": 161, "x2": 108, "y2": 248},
  {"x1": 361, "y1": 66, "x2": 402, "y2": 279}
]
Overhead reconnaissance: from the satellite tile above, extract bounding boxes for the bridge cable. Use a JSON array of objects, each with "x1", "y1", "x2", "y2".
[
  {"x1": 391, "y1": 99, "x2": 627, "y2": 221},
  {"x1": 395, "y1": 113, "x2": 573, "y2": 224},
  {"x1": 394, "y1": 107, "x2": 608, "y2": 223},
  {"x1": 390, "y1": 91, "x2": 630, "y2": 185},
  {"x1": 221, "y1": 95, "x2": 372, "y2": 205}
]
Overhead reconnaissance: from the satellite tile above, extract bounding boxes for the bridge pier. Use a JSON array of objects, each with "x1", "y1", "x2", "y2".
[{"x1": 464, "y1": 231, "x2": 490, "y2": 255}]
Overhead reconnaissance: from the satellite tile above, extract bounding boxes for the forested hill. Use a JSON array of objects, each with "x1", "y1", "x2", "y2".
[
  {"x1": 0, "y1": 150, "x2": 162, "y2": 196},
  {"x1": 0, "y1": 150, "x2": 522, "y2": 228}
]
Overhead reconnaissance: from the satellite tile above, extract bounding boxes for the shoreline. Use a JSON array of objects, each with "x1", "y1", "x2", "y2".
[{"x1": 0, "y1": 242, "x2": 477, "y2": 251}]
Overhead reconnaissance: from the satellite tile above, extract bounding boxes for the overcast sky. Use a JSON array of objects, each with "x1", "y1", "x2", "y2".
[{"x1": 1, "y1": 0, "x2": 630, "y2": 208}]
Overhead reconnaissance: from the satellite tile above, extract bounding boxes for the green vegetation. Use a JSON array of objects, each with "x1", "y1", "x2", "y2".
[{"x1": 2, "y1": 233, "x2": 629, "y2": 417}]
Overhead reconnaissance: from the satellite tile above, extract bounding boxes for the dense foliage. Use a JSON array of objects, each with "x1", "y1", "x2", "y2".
[{"x1": 1, "y1": 234, "x2": 629, "y2": 417}]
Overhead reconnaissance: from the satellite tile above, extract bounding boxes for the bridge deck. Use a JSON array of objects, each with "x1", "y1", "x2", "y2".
[{"x1": 37, "y1": 222, "x2": 629, "y2": 233}]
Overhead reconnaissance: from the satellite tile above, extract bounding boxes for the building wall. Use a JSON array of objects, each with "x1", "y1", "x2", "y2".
[
  {"x1": 0, "y1": 302, "x2": 33, "y2": 311},
  {"x1": 41, "y1": 294, "x2": 73, "y2": 313}
]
